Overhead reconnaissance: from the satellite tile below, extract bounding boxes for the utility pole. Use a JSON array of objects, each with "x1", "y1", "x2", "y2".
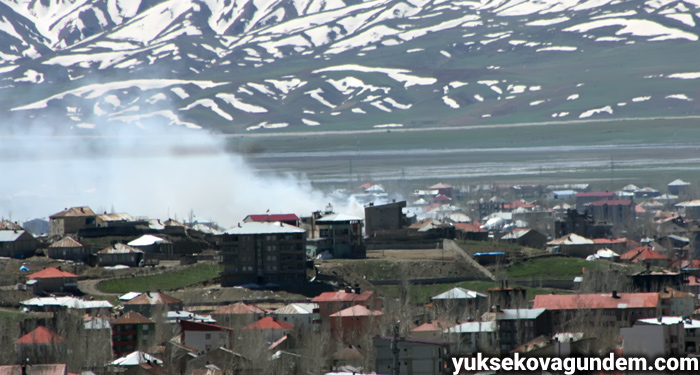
[{"x1": 392, "y1": 321, "x2": 400, "y2": 375}]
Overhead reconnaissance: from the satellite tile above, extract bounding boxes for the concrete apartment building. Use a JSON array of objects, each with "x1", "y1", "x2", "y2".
[{"x1": 219, "y1": 221, "x2": 306, "y2": 286}]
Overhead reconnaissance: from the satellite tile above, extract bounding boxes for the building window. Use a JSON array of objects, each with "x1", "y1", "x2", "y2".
[{"x1": 205, "y1": 333, "x2": 211, "y2": 340}]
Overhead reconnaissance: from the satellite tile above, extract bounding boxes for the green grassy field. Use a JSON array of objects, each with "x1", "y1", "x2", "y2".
[
  {"x1": 97, "y1": 264, "x2": 223, "y2": 293},
  {"x1": 506, "y1": 256, "x2": 589, "y2": 280}
]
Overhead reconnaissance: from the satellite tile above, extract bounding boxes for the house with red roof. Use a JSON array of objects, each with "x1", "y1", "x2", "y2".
[
  {"x1": 312, "y1": 289, "x2": 382, "y2": 324},
  {"x1": 180, "y1": 320, "x2": 235, "y2": 355},
  {"x1": 533, "y1": 292, "x2": 660, "y2": 331},
  {"x1": 410, "y1": 320, "x2": 455, "y2": 341},
  {"x1": 453, "y1": 222, "x2": 488, "y2": 241},
  {"x1": 123, "y1": 291, "x2": 183, "y2": 317},
  {"x1": 575, "y1": 192, "x2": 615, "y2": 211},
  {"x1": 592, "y1": 238, "x2": 628, "y2": 253},
  {"x1": 429, "y1": 182, "x2": 453, "y2": 197},
  {"x1": 330, "y1": 305, "x2": 383, "y2": 344},
  {"x1": 15, "y1": 327, "x2": 66, "y2": 364},
  {"x1": 26, "y1": 267, "x2": 78, "y2": 294},
  {"x1": 243, "y1": 214, "x2": 300, "y2": 227},
  {"x1": 242, "y1": 317, "x2": 293, "y2": 344},
  {"x1": 210, "y1": 302, "x2": 266, "y2": 328},
  {"x1": 620, "y1": 247, "x2": 669, "y2": 267}
]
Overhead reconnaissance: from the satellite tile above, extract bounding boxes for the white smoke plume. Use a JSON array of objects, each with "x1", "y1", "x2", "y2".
[{"x1": 0, "y1": 118, "x2": 361, "y2": 228}]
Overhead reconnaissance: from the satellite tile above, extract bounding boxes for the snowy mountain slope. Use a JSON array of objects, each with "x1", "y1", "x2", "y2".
[{"x1": 2, "y1": 0, "x2": 700, "y2": 133}]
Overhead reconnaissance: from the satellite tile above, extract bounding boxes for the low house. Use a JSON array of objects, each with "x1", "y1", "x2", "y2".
[
  {"x1": 0, "y1": 230, "x2": 38, "y2": 258},
  {"x1": 621, "y1": 318, "x2": 687, "y2": 357},
  {"x1": 49, "y1": 206, "x2": 96, "y2": 236},
  {"x1": 15, "y1": 326, "x2": 66, "y2": 364},
  {"x1": 668, "y1": 179, "x2": 691, "y2": 196},
  {"x1": 210, "y1": 302, "x2": 266, "y2": 329},
  {"x1": 592, "y1": 238, "x2": 628, "y2": 253},
  {"x1": 20, "y1": 296, "x2": 113, "y2": 315},
  {"x1": 546, "y1": 233, "x2": 595, "y2": 258},
  {"x1": 122, "y1": 291, "x2": 183, "y2": 317},
  {"x1": 180, "y1": 320, "x2": 235, "y2": 355},
  {"x1": 127, "y1": 235, "x2": 173, "y2": 257},
  {"x1": 47, "y1": 236, "x2": 89, "y2": 262},
  {"x1": 26, "y1": 267, "x2": 78, "y2": 294},
  {"x1": 410, "y1": 320, "x2": 455, "y2": 341},
  {"x1": 620, "y1": 247, "x2": 669, "y2": 267},
  {"x1": 500, "y1": 228, "x2": 546, "y2": 249},
  {"x1": 97, "y1": 243, "x2": 144, "y2": 267},
  {"x1": 112, "y1": 311, "x2": 156, "y2": 357},
  {"x1": 444, "y1": 320, "x2": 497, "y2": 354},
  {"x1": 430, "y1": 287, "x2": 487, "y2": 318},
  {"x1": 453, "y1": 223, "x2": 488, "y2": 241},
  {"x1": 96, "y1": 213, "x2": 137, "y2": 227},
  {"x1": 271, "y1": 303, "x2": 319, "y2": 333},
  {"x1": 242, "y1": 317, "x2": 294, "y2": 345},
  {"x1": 312, "y1": 290, "x2": 382, "y2": 324},
  {"x1": 374, "y1": 336, "x2": 452, "y2": 375},
  {"x1": 330, "y1": 305, "x2": 383, "y2": 344}
]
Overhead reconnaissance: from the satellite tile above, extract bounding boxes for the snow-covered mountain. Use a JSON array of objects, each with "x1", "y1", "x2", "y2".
[{"x1": 2, "y1": 0, "x2": 700, "y2": 133}]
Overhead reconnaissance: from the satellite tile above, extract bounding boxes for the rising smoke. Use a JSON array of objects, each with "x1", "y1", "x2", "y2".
[{"x1": 0, "y1": 115, "x2": 362, "y2": 228}]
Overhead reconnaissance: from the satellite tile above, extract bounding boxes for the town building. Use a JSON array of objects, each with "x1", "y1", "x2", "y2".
[
  {"x1": 26, "y1": 267, "x2": 78, "y2": 294},
  {"x1": 241, "y1": 316, "x2": 294, "y2": 344},
  {"x1": 271, "y1": 303, "x2": 320, "y2": 333},
  {"x1": 532, "y1": 292, "x2": 661, "y2": 332},
  {"x1": 47, "y1": 236, "x2": 89, "y2": 262},
  {"x1": 329, "y1": 305, "x2": 383, "y2": 344},
  {"x1": 302, "y1": 211, "x2": 365, "y2": 258},
  {"x1": 430, "y1": 287, "x2": 487, "y2": 318},
  {"x1": 219, "y1": 221, "x2": 307, "y2": 286},
  {"x1": 49, "y1": 206, "x2": 97, "y2": 236},
  {"x1": 311, "y1": 289, "x2": 382, "y2": 324},
  {"x1": 243, "y1": 214, "x2": 301, "y2": 227},
  {"x1": 364, "y1": 201, "x2": 408, "y2": 237},
  {"x1": 179, "y1": 320, "x2": 235, "y2": 355},
  {"x1": 111, "y1": 311, "x2": 156, "y2": 357},
  {"x1": 97, "y1": 243, "x2": 145, "y2": 267},
  {"x1": 0, "y1": 229, "x2": 38, "y2": 258},
  {"x1": 374, "y1": 336, "x2": 452, "y2": 375},
  {"x1": 210, "y1": 302, "x2": 266, "y2": 329},
  {"x1": 15, "y1": 326, "x2": 66, "y2": 364},
  {"x1": 500, "y1": 228, "x2": 547, "y2": 249},
  {"x1": 481, "y1": 308, "x2": 551, "y2": 355},
  {"x1": 444, "y1": 321, "x2": 497, "y2": 354},
  {"x1": 122, "y1": 291, "x2": 183, "y2": 317}
]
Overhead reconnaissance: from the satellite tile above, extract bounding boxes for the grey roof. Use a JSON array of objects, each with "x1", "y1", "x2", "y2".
[
  {"x1": 225, "y1": 221, "x2": 305, "y2": 235},
  {"x1": 446, "y1": 321, "x2": 497, "y2": 333},
  {"x1": 496, "y1": 308, "x2": 546, "y2": 320},
  {"x1": 0, "y1": 230, "x2": 27, "y2": 242},
  {"x1": 273, "y1": 303, "x2": 318, "y2": 315},
  {"x1": 432, "y1": 287, "x2": 486, "y2": 300}
]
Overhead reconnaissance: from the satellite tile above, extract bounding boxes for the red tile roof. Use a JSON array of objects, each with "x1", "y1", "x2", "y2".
[
  {"x1": 312, "y1": 291, "x2": 375, "y2": 303},
  {"x1": 533, "y1": 292, "x2": 659, "y2": 310},
  {"x1": 453, "y1": 223, "x2": 487, "y2": 233},
  {"x1": 620, "y1": 247, "x2": 668, "y2": 262},
  {"x1": 27, "y1": 267, "x2": 78, "y2": 279},
  {"x1": 124, "y1": 292, "x2": 181, "y2": 305},
  {"x1": 433, "y1": 194, "x2": 452, "y2": 202},
  {"x1": 242, "y1": 317, "x2": 293, "y2": 330},
  {"x1": 576, "y1": 192, "x2": 615, "y2": 198},
  {"x1": 16, "y1": 326, "x2": 66, "y2": 344},
  {"x1": 180, "y1": 320, "x2": 234, "y2": 332},
  {"x1": 329, "y1": 305, "x2": 383, "y2": 317},
  {"x1": 671, "y1": 259, "x2": 700, "y2": 269},
  {"x1": 211, "y1": 302, "x2": 265, "y2": 315},
  {"x1": 411, "y1": 320, "x2": 455, "y2": 332},
  {"x1": 430, "y1": 183, "x2": 453, "y2": 189},
  {"x1": 592, "y1": 238, "x2": 627, "y2": 244},
  {"x1": 586, "y1": 199, "x2": 633, "y2": 206},
  {"x1": 113, "y1": 311, "x2": 154, "y2": 325},
  {"x1": 245, "y1": 214, "x2": 300, "y2": 223}
]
